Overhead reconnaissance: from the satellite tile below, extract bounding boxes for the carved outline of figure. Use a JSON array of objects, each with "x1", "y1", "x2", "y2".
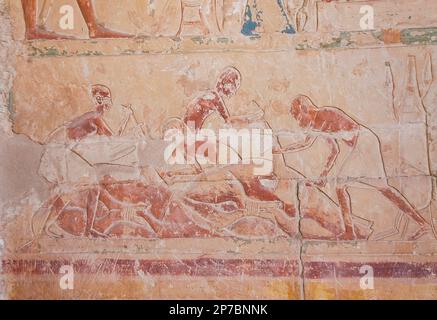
[
  {"x1": 274, "y1": 95, "x2": 432, "y2": 240},
  {"x1": 183, "y1": 66, "x2": 244, "y2": 129},
  {"x1": 26, "y1": 175, "x2": 175, "y2": 241},
  {"x1": 39, "y1": 84, "x2": 135, "y2": 238},
  {"x1": 295, "y1": 0, "x2": 309, "y2": 32},
  {"x1": 296, "y1": 0, "x2": 336, "y2": 32},
  {"x1": 21, "y1": 0, "x2": 133, "y2": 40},
  {"x1": 27, "y1": 173, "x2": 292, "y2": 241},
  {"x1": 180, "y1": 67, "x2": 296, "y2": 227},
  {"x1": 176, "y1": 0, "x2": 210, "y2": 37},
  {"x1": 390, "y1": 56, "x2": 433, "y2": 239}
]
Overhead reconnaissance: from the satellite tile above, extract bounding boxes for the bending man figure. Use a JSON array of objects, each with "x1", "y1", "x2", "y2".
[
  {"x1": 40, "y1": 84, "x2": 134, "y2": 237},
  {"x1": 274, "y1": 95, "x2": 431, "y2": 240}
]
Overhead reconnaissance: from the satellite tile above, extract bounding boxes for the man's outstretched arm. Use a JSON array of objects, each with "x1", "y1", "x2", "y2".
[
  {"x1": 273, "y1": 134, "x2": 317, "y2": 154},
  {"x1": 320, "y1": 137, "x2": 340, "y2": 177},
  {"x1": 95, "y1": 117, "x2": 114, "y2": 136}
]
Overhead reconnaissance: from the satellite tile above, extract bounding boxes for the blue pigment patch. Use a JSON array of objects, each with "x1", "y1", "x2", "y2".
[
  {"x1": 277, "y1": 0, "x2": 295, "y2": 34},
  {"x1": 241, "y1": 2, "x2": 262, "y2": 36}
]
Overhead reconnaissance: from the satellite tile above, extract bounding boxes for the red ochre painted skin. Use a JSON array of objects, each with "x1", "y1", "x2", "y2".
[
  {"x1": 66, "y1": 85, "x2": 113, "y2": 141},
  {"x1": 182, "y1": 67, "x2": 296, "y2": 222},
  {"x1": 32, "y1": 86, "x2": 431, "y2": 242},
  {"x1": 183, "y1": 67, "x2": 240, "y2": 130},
  {"x1": 21, "y1": 0, "x2": 133, "y2": 40},
  {"x1": 288, "y1": 95, "x2": 430, "y2": 240}
]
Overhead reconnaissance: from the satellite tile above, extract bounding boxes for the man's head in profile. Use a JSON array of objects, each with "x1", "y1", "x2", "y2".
[
  {"x1": 92, "y1": 84, "x2": 113, "y2": 113},
  {"x1": 215, "y1": 67, "x2": 242, "y2": 99}
]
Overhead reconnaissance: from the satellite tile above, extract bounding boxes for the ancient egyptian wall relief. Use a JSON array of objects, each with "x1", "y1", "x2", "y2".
[
  {"x1": 8, "y1": 52, "x2": 435, "y2": 246},
  {"x1": 1, "y1": 0, "x2": 437, "y2": 300}
]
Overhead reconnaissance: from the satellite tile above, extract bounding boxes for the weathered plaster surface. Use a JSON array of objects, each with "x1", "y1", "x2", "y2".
[
  {"x1": 0, "y1": 0, "x2": 14, "y2": 299},
  {"x1": 1, "y1": 0, "x2": 437, "y2": 300},
  {"x1": 0, "y1": 0, "x2": 14, "y2": 132}
]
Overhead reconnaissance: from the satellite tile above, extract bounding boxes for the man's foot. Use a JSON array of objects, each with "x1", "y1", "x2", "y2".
[
  {"x1": 337, "y1": 229, "x2": 357, "y2": 240},
  {"x1": 25, "y1": 27, "x2": 74, "y2": 40},
  {"x1": 89, "y1": 24, "x2": 134, "y2": 38},
  {"x1": 87, "y1": 228, "x2": 109, "y2": 238},
  {"x1": 409, "y1": 225, "x2": 432, "y2": 241},
  {"x1": 44, "y1": 226, "x2": 64, "y2": 239}
]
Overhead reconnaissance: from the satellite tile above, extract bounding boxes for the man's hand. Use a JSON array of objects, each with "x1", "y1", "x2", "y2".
[
  {"x1": 272, "y1": 146, "x2": 283, "y2": 154},
  {"x1": 227, "y1": 117, "x2": 247, "y2": 127},
  {"x1": 314, "y1": 171, "x2": 329, "y2": 188},
  {"x1": 122, "y1": 104, "x2": 134, "y2": 116},
  {"x1": 314, "y1": 177, "x2": 327, "y2": 188}
]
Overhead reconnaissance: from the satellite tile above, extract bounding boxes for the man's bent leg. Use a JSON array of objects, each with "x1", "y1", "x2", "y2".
[
  {"x1": 85, "y1": 187, "x2": 106, "y2": 237},
  {"x1": 378, "y1": 186, "x2": 431, "y2": 240},
  {"x1": 336, "y1": 185, "x2": 356, "y2": 240}
]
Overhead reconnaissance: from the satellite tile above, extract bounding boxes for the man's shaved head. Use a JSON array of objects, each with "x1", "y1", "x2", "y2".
[
  {"x1": 92, "y1": 84, "x2": 111, "y2": 98},
  {"x1": 290, "y1": 95, "x2": 317, "y2": 118},
  {"x1": 91, "y1": 84, "x2": 112, "y2": 112},
  {"x1": 216, "y1": 67, "x2": 242, "y2": 98},
  {"x1": 289, "y1": 95, "x2": 318, "y2": 129}
]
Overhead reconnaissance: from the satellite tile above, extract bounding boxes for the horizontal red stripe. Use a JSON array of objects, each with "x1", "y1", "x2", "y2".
[
  {"x1": 2, "y1": 259, "x2": 436, "y2": 279},
  {"x1": 1, "y1": 258, "x2": 298, "y2": 277},
  {"x1": 304, "y1": 261, "x2": 437, "y2": 279}
]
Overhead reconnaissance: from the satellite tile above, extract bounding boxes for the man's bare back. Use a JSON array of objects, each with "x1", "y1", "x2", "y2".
[{"x1": 66, "y1": 111, "x2": 112, "y2": 141}]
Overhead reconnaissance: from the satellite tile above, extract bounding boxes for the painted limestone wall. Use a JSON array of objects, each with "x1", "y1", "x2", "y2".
[{"x1": 0, "y1": 0, "x2": 437, "y2": 299}]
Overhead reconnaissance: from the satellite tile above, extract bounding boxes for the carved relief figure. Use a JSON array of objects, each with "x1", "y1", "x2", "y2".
[
  {"x1": 19, "y1": 0, "x2": 340, "y2": 40},
  {"x1": 274, "y1": 95, "x2": 432, "y2": 240},
  {"x1": 27, "y1": 69, "x2": 379, "y2": 243},
  {"x1": 39, "y1": 68, "x2": 293, "y2": 241},
  {"x1": 21, "y1": 0, "x2": 133, "y2": 39},
  {"x1": 29, "y1": 172, "x2": 297, "y2": 241},
  {"x1": 27, "y1": 72, "x2": 296, "y2": 241},
  {"x1": 20, "y1": 68, "x2": 435, "y2": 245},
  {"x1": 38, "y1": 84, "x2": 136, "y2": 237},
  {"x1": 180, "y1": 66, "x2": 296, "y2": 219},
  {"x1": 295, "y1": 0, "x2": 310, "y2": 32},
  {"x1": 31, "y1": 175, "x2": 173, "y2": 239},
  {"x1": 183, "y1": 66, "x2": 247, "y2": 129}
]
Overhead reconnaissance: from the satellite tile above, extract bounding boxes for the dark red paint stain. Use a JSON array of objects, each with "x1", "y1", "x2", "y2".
[
  {"x1": 304, "y1": 261, "x2": 437, "y2": 279},
  {"x1": 2, "y1": 259, "x2": 436, "y2": 279},
  {"x1": 1, "y1": 258, "x2": 298, "y2": 277}
]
